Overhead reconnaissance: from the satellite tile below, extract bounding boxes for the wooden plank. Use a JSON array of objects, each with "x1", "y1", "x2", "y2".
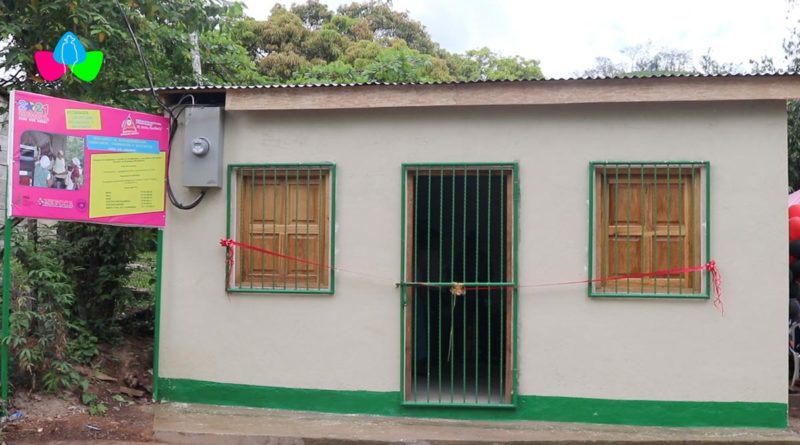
[
  {"x1": 224, "y1": 76, "x2": 800, "y2": 111},
  {"x1": 404, "y1": 172, "x2": 415, "y2": 401},
  {"x1": 595, "y1": 171, "x2": 604, "y2": 289},
  {"x1": 692, "y1": 169, "x2": 702, "y2": 292}
]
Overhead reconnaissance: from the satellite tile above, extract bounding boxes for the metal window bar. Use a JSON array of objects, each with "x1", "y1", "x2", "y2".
[
  {"x1": 591, "y1": 162, "x2": 706, "y2": 298},
  {"x1": 404, "y1": 166, "x2": 515, "y2": 406},
  {"x1": 233, "y1": 166, "x2": 331, "y2": 292}
]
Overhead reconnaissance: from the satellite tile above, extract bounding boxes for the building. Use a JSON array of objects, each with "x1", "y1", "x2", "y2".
[{"x1": 154, "y1": 74, "x2": 800, "y2": 428}]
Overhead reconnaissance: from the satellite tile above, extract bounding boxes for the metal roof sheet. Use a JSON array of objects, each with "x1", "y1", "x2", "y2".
[{"x1": 128, "y1": 71, "x2": 799, "y2": 94}]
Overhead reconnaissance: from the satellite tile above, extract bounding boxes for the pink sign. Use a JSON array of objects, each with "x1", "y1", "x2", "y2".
[{"x1": 7, "y1": 91, "x2": 169, "y2": 227}]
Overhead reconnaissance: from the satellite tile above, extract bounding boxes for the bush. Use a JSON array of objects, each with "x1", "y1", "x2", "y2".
[
  {"x1": 57, "y1": 223, "x2": 154, "y2": 341},
  {"x1": 4, "y1": 225, "x2": 81, "y2": 392},
  {"x1": 0, "y1": 222, "x2": 155, "y2": 397}
]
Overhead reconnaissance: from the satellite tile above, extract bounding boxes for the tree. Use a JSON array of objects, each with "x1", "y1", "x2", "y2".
[
  {"x1": 246, "y1": 1, "x2": 544, "y2": 84},
  {"x1": 0, "y1": 0, "x2": 264, "y2": 110},
  {"x1": 337, "y1": 0, "x2": 437, "y2": 53},
  {"x1": 0, "y1": 0, "x2": 264, "y2": 341},
  {"x1": 447, "y1": 47, "x2": 543, "y2": 81},
  {"x1": 291, "y1": 0, "x2": 333, "y2": 30},
  {"x1": 581, "y1": 57, "x2": 625, "y2": 78}
]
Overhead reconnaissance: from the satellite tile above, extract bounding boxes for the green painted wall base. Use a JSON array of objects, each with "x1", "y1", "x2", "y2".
[{"x1": 157, "y1": 377, "x2": 787, "y2": 428}]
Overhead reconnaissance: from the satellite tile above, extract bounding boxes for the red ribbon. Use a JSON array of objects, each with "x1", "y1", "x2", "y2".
[
  {"x1": 221, "y1": 238, "x2": 324, "y2": 268},
  {"x1": 220, "y1": 237, "x2": 723, "y2": 314},
  {"x1": 706, "y1": 260, "x2": 724, "y2": 315},
  {"x1": 219, "y1": 238, "x2": 383, "y2": 281}
]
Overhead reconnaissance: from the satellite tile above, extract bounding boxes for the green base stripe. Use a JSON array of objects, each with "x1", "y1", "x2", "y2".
[
  {"x1": 159, "y1": 377, "x2": 400, "y2": 416},
  {"x1": 157, "y1": 378, "x2": 787, "y2": 428}
]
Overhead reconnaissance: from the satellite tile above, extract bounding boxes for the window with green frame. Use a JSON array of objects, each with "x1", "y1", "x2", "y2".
[
  {"x1": 589, "y1": 162, "x2": 709, "y2": 298},
  {"x1": 227, "y1": 164, "x2": 335, "y2": 293}
]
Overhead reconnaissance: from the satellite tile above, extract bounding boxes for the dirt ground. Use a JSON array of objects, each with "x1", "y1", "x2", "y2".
[{"x1": 0, "y1": 337, "x2": 155, "y2": 444}]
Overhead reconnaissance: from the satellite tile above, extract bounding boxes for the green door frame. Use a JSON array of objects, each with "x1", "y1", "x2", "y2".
[{"x1": 399, "y1": 163, "x2": 519, "y2": 408}]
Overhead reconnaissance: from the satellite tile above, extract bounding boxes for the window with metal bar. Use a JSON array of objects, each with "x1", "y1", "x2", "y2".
[
  {"x1": 589, "y1": 162, "x2": 709, "y2": 298},
  {"x1": 227, "y1": 164, "x2": 334, "y2": 293}
]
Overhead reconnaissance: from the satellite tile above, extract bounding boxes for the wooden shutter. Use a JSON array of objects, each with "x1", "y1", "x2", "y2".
[
  {"x1": 596, "y1": 167, "x2": 700, "y2": 294},
  {"x1": 236, "y1": 169, "x2": 329, "y2": 289}
]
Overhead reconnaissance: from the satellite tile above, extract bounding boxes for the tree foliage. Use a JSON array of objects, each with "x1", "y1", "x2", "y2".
[
  {"x1": 245, "y1": 0, "x2": 543, "y2": 83},
  {"x1": 0, "y1": 0, "x2": 264, "y2": 109}
]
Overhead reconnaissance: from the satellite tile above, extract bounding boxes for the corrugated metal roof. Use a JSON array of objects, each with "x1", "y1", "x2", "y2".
[{"x1": 129, "y1": 71, "x2": 799, "y2": 93}]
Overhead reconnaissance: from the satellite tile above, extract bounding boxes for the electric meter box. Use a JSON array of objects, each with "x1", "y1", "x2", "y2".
[{"x1": 183, "y1": 106, "x2": 224, "y2": 188}]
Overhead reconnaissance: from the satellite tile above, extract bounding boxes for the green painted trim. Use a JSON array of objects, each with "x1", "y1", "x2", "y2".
[
  {"x1": 591, "y1": 161, "x2": 709, "y2": 165},
  {"x1": 157, "y1": 377, "x2": 787, "y2": 428},
  {"x1": 588, "y1": 293, "x2": 709, "y2": 299},
  {"x1": 227, "y1": 163, "x2": 336, "y2": 168},
  {"x1": 704, "y1": 161, "x2": 711, "y2": 297},
  {"x1": 1, "y1": 217, "x2": 12, "y2": 401},
  {"x1": 401, "y1": 163, "x2": 518, "y2": 168},
  {"x1": 587, "y1": 161, "x2": 711, "y2": 299},
  {"x1": 153, "y1": 229, "x2": 164, "y2": 401},
  {"x1": 511, "y1": 162, "x2": 520, "y2": 405},
  {"x1": 227, "y1": 288, "x2": 334, "y2": 295},
  {"x1": 225, "y1": 163, "x2": 336, "y2": 294},
  {"x1": 399, "y1": 165, "x2": 407, "y2": 400},
  {"x1": 587, "y1": 163, "x2": 594, "y2": 299},
  {"x1": 330, "y1": 164, "x2": 337, "y2": 295},
  {"x1": 402, "y1": 402, "x2": 516, "y2": 409},
  {"x1": 226, "y1": 163, "x2": 233, "y2": 287}
]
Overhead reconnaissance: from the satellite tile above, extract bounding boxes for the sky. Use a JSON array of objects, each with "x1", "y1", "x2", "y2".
[{"x1": 240, "y1": 0, "x2": 793, "y2": 78}]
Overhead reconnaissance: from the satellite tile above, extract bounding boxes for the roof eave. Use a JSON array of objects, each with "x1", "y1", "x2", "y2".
[{"x1": 138, "y1": 74, "x2": 800, "y2": 111}]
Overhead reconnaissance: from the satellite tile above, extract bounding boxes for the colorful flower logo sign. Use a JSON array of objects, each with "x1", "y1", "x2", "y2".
[{"x1": 34, "y1": 32, "x2": 104, "y2": 82}]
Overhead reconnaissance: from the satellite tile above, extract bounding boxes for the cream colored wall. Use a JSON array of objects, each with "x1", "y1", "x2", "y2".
[{"x1": 161, "y1": 100, "x2": 787, "y2": 404}]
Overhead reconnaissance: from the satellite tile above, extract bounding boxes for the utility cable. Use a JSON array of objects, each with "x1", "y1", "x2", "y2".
[{"x1": 114, "y1": 0, "x2": 206, "y2": 210}]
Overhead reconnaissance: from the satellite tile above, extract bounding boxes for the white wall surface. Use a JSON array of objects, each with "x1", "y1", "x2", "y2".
[{"x1": 161, "y1": 100, "x2": 787, "y2": 404}]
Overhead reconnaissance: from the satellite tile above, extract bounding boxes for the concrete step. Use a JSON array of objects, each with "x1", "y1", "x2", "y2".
[{"x1": 154, "y1": 402, "x2": 800, "y2": 444}]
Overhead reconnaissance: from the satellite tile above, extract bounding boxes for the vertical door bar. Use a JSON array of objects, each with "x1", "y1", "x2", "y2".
[
  {"x1": 474, "y1": 169, "x2": 480, "y2": 403},
  {"x1": 486, "y1": 169, "x2": 492, "y2": 403},
  {"x1": 438, "y1": 169, "x2": 444, "y2": 402},
  {"x1": 449, "y1": 168, "x2": 456, "y2": 403},
  {"x1": 462, "y1": 166, "x2": 469, "y2": 402},
  {"x1": 413, "y1": 170, "x2": 419, "y2": 401},
  {"x1": 426, "y1": 170, "x2": 432, "y2": 402}
]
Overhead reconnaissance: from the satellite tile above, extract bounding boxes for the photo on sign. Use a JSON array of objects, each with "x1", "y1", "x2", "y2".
[{"x1": 19, "y1": 130, "x2": 85, "y2": 191}]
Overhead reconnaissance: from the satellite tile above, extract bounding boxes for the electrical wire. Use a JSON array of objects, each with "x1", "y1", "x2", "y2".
[{"x1": 114, "y1": 0, "x2": 207, "y2": 210}]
